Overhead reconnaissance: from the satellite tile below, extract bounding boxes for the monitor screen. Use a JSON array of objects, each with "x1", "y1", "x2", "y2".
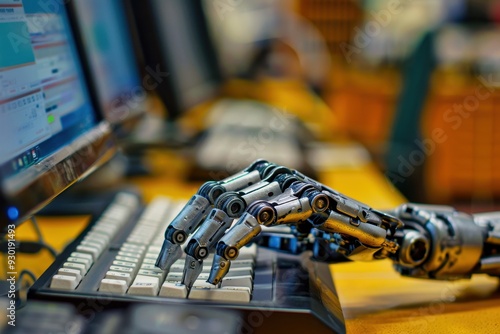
[
  {"x1": 70, "y1": 0, "x2": 145, "y2": 124},
  {"x1": 130, "y1": 0, "x2": 222, "y2": 117},
  {"x1": 0, "y1": 0, "x2": 115, "y2": 228}
]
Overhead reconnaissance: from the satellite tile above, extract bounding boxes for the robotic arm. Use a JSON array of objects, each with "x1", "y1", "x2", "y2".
[{"x1": 155, "y1": 160, "x2": 500, "y2": 294}]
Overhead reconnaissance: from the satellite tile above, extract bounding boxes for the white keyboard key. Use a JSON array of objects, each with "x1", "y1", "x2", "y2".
[
  {"x1": 168, "y1": 264, "x2": 185, "y2": 272},
  {"x1": 50, "y1": 275, "x2": 79, "y2": 290},
  {"x1": 127, "y1": 237, "x2": 149, "y2": 245},
  {"x1": 115, "y1": 256, "x2": 139, "y2": 263},
  {"x1": 95, "y1": 222, "x2": 119, "y2": 231},
  {"x1": 128, "y1": 275, "x2": 160, "y2": 296},
  {"x1": 99, "y1": 279, "x2": 128, "y2": 294},
  {"x1": 105, "y1": 271, "x2": 132, "y2": 285},
  {"x1": 143, "y1": 252, "x2": 160, "y2": 259},
  {"x1": 226, "y1": 268, "x2": 252, "y2": 277},
  {"x1": 137, "y1": 218, "x2": 155, "y2": 226},
  {"x1": 147, "y1": 246, "x2": 162, "y2": 253},
  {"x1": 130, "y1": 230, "x2": 154, "y2": 237},
  {"x1": 140, "y1": 264, "x2": 163, "y2": 272},
  {"x1": 120, "y1": 242, "x2": 144, "y2": 248},
  {"x1": 121, "y1": 243, "x2": 146, "y2": 251},
  {"x1": 189, "y1": 286, "x2": 250, "y2": 302},
  {"x1": 159, "y1": 282, "x2": 187, "y2": 298},
  {"x1": 142, "y1": 198, "x2": 171, "y2": 221},
  {"x1": 220, "y1": 286, "x2": 251, "y2": 302},
  {"x1": 82, "y1": 236, "x2": 106, "y2": 247},
  {"x1": 221, "y1": 276, "x2": 253, "y2": 290},
  {"x1": 120, "y1": 247, "x2": 145, "y2": 256},
  {"x1": 114, "y1": 193, "x2": 140, "y2": 209},
  {"x1": 166, "y1": 272, "x2": 183, "y2": 281},
  {"x1": 76, "y1": 245, "x2": 100, "y2": 261},
  {"x1": 96, "y1": 216, "x2": 121, "y2": 226},
  {"x1": 91, "y1": 226, "x2": 114, "y2": 236},
  {"x1": 109, "y1": 265, "x2": 135, "y2": 274},
  {"x1": 103, "y1": 205, "x2": 130, "y2": 222},
  {"x1": 231, "y1": 259, "x2": 254, "y2": 267},
  {"x1": 141, "y1": 258, "x2": 157, "y2": 265},
  {"x1": 66, "y1": 257, "x2": 91, "y2": 272},
  {"x1": 128, "y1": 282, "x2": 159, "y2": 296},
  {"x1": 57, "y1": 268, "x2": 82, "y2": 282},
  {"x1": 85, "y1": 233, "x2": 110, "y2": 244},
  {"x1": 137, "y1": 230, "x2": 156, "y2": 237},
  {"x1": 63, "y1": 262, "x2": 87, "y2": 275},
  {"x1": 137, "y1": 269, "x2": 164, "y2": 281},
  {"x1": 86, "y1": 232, "x2": 110, "y2": 244},
  {"x1": 118, "y1": 251, "x2": 141, "y2": 258},
  {"x1": 188, "y1": 287, "x2": 215, "y2": 300},
  {"x1": 112, "y1": 261, "x2": 136, "y2": 269},
  {"x1": 164, "y1": 279, "x2": 181, "y2": 284},
  {"x1": 128, "y1": 235, "x2": 154, "y2": 243},
  {"x1": 192, "y1": 280, "x2": 217, "y2": 289},
  {"x1": 81, "y1": 239, "x2": 105, "y2": 253},
  {"x1": 70, "y1": 252, "x2": 93, "y2": 262},
  {"x1": 152, "y1": 238, "x2": 164, "y2": 246}
]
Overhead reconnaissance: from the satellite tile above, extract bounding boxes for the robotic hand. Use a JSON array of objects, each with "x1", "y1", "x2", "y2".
[{"x1": 155, "y1": 160, "x2": 500, "y2": 294}]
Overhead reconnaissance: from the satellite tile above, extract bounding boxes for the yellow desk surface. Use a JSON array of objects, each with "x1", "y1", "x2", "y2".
[
  {"x1": 323, "y1": 165, "x2": 500, "y2": 334},
  {"x1": 12, "y1": 153, "x2": 500, "y2": 334}
]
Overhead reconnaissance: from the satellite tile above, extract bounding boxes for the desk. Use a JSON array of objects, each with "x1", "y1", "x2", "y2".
[{"x1": 13, "y1": 151, "x2": 500, "y2": 333}]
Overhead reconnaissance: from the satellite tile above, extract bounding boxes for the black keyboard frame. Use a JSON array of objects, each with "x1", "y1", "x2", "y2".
[{"x1": 29, "y1": 194, "x2": 345, "y2": 333}]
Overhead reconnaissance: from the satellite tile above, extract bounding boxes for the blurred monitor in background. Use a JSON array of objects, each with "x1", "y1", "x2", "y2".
[
  {"x1": 69, "y1": 0, "x2": 147, "y2": 127},
  {"x1": 129, "y1": 0, "x2": 222, "y2": 119},
  {"x1": 69, "y1": 0, "x2": 191, "y2": 154},
  {"x1": 63, "y1": 0, "x2": 192, "y2": 186},
  {"x1": 201, "y1": 0, "x2": 331, "y2": 94},
  {"x1": 128, "y1": 0, "x2": 318, "y2": 179},
  {"x1": 33, "y1": 0, "x2": 161, "y2": 216}
]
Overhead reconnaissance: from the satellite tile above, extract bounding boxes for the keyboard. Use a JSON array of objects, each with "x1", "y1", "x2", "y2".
[
  {"x1": 29, "y1": 191, "x2": 345, "y2": 333},
  {"x1": 189, "y1": 99, "x2": 318, "y2": 180}
]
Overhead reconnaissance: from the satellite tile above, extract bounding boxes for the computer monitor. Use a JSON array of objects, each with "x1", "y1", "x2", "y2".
[
  {"x1": 67, "y1": 0, "x2": 146, "y2": 125},
  {"x1": 0, "y1": 0, "x2": 116, "y2": 228},
  {"x1": 127, "y1": 0, "x2": 317, "y2": 178},
  {"x1": 129, "y1": 0, "x2": 222, "y2": 118}
]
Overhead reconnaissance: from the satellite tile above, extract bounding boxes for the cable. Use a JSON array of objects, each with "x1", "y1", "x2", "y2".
[
  {"x1": 0, "y1": 217, "x2": 57, "y2": 280},
  {"x1": 30, "y1": 216, "x2": 45, "y2": 244},
  {"x1": 39, "y1": 243, "x2": 57, "y2": 258},
  {"x1": 29, "y1": 216, "x2": 58, "y2": 258},
  {"x1": 17, "y1": 270, "x2": 37, "y2": 308},
  {"x1": 18, "y1": 270, "x2": 36, "y2": 287}
]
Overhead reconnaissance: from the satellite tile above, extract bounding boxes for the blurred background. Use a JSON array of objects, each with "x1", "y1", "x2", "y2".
[{"x1": 176, "y1": 0, "x2": 500, "y2": 212}]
